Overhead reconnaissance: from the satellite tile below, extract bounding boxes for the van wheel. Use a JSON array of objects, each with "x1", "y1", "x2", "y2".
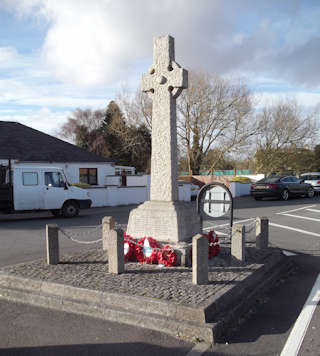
[
  {"x1": 62, "y1": 201, "x2": 79, "y2": 218},
  {"x1": 51, "y1": 209, "x2": 62, "y2": 217}
]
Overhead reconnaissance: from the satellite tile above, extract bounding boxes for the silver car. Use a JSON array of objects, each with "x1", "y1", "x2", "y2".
[{"x1": 300, "y1": 172, "x2": 320, "y2": 193}]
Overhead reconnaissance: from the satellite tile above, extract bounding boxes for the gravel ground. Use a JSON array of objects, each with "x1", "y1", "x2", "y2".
[{"x1": 1, "y1": 244, "x2": 280, "y2": 307}]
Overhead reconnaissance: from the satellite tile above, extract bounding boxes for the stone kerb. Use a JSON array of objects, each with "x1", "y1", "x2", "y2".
[{"x1": 46, "y1": 224, "x2": 59, "y2": 265}]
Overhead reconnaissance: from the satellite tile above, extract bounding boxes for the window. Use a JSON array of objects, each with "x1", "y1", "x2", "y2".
[
  {"x1": 45, "y1": 172, "x2": 65, "y2": 188},
  {"x1": 22, "y1": 172, "x2": 38, "y2": 186},
  {"x1": 115, "y1": 168, "x2": 133, "y2": 176},
  {"x1": 79, "y1": 168, "x2": 97, "y2": 185},
  {"x1": 290, "y1": 177, "x2": 300, "y2": 183}
]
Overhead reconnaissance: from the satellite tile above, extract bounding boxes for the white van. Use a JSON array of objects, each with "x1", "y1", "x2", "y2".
[
  {"x1": 300, "y1": 172, "x2": 320, "y2": 194},
  {"x1": 0, "y1": 165, "x2": 92, "y2": 217}
]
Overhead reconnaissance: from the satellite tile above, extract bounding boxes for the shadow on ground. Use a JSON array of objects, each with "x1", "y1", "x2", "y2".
[{"x1": 0, "y1": 342, "x2": 189, "y2": 356}]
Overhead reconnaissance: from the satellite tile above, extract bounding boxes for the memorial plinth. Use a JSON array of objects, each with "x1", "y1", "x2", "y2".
[{"x1": 127, "y1": 35, "x2": 200, "y2": 246}]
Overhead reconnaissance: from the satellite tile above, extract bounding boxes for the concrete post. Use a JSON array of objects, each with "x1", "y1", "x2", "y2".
[
  {"x1": 102, "y1": 216, "x2": 115, "y2": 251},
  {"x1": 256, "y1": 217, "x2": 269, "y2": 249},
  {"x1": 108, "y1": 228, "x2": 124, "y2": 274},
  {"x1": 231, "y1": 224, "x2": 245, "y2": 265},
  {"x1": 192, "y1": 234, "x2": 208, "y2": 285},
  {"x1": 46, "y1": 224, "x2": 59, "y2": 265}
]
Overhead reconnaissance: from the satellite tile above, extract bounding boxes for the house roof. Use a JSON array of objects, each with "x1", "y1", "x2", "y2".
[{"x1": 0, "y1": 121, "x2": 114, "y2": 163}]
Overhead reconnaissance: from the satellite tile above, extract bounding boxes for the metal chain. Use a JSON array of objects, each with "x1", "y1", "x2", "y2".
[
  {"x1": 244, "y1": 220, "x2": 256, "y2": 234},
  {"x1": 58, "y1": 224, "x2": 102, "y2": 239},
  {"x1": 58, "y1": 224, "x2": 219, "y2": 250},
  {"x1": 58, "y1": 227, "x2": 102, "y2": 244}
]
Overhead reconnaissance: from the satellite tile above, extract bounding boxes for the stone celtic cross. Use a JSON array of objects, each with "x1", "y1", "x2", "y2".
[{"x1": 142, "y1": 35, "x2": 188, "y2": 201}]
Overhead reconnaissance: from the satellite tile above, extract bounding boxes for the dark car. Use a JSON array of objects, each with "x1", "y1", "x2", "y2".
[{"x1": 250, "y1": 175, "x2": 315, "y2": 201}]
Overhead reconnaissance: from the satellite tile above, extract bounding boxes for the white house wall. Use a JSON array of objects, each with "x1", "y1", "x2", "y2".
[{"x1": 1, "y1": 161, "x2": 115, "y2": 186}]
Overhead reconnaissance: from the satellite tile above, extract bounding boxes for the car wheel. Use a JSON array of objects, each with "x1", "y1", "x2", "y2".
[
  {"x1": 306, "y1": 187, "x2": 315, "y2": 198},
  {"x1": 281, "y1": 189, "x2": 289, "y2": 201},
  {"x1": 62, "y1": 201, "x2": 79, "y2": 218},
  {"x1": 254, "y1": 197, "x2": 262, "y2": 201},
  {"x1": 50, "y1": 209, "x2": 62, "y2": 217}
]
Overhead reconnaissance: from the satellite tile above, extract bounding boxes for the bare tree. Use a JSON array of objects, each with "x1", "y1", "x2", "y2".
[
  {"x1": 57, "y1": 108, "x2": 105, "y2": 143},
  {"x1": 254, "y1": 98, "x2": 319, "y2": 175},
  {"x1": 177, "y1": 71, "x2": 257, "y2": 175},
  {"x1": 116, "y1": 87, "x2": 152, "y2": 131}
]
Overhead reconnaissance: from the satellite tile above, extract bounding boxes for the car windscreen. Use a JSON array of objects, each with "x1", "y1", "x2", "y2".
[{"x1": 257, "y1": 177, "x2": 280, "y2": 183}]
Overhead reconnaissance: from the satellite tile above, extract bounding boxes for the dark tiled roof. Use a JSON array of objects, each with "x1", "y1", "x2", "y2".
[{"x1": 0, "y1": 121, "x2": 114, "y2": 163}]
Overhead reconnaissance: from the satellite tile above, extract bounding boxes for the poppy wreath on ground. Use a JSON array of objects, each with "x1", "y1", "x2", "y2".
[
  {"x1": 203, "y1": 230, "x2": 220, "y2": 259},
  {"x1": 123, "y1": 232, "x2": 136, "y2": 262},
  {"x1": 158, "y1": 245, "x2": 177, "y2": 267},
  {"x1": 135, "y1": 236, "x2": 160, "y2": 264}
]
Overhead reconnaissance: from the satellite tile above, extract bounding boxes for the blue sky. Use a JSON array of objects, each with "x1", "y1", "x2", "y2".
[{"x1": 1, "y1": 0, "x2": 320, "y2": 137}]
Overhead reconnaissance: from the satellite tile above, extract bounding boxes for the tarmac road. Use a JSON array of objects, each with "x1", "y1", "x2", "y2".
[{"x1": 1, "y1": 196, "x2": 320, "y2": 355}]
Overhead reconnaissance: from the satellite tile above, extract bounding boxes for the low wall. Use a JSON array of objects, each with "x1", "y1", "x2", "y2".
[
  {"x1": 88, "y1": 186, "x2": 147, "y2": 207},
  {"x1": 178, "y1": 181, "x2": 191, "y2": 201},
  {"x1": 88, "y1": 182, "x2": 191, "y2": 207},
  {"x1": 106, "y1": 186, "x2": 148, "y2": 206},
  {"x1": 229, "y1": 182, "x2": 251, "y2": 197},
  {"x1": 127, "y1": 175, "x2": 150, "y2": 187}
]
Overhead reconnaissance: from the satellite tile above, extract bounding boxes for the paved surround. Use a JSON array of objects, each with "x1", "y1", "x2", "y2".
[{"x1": 0, "y1": 245, "x2": 290, "y2": 344}]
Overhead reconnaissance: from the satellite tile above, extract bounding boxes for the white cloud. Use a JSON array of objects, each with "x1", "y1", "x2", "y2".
[
  {"x1": 0, "y1": 107, "x2": 71, "y2": 136},
  {"x1": 2, "y1": 0, "x2": 317, "y2": 90},
  {"x1": 0, "y1": 47, "x2": 19, "y2": 64},
  {"x1": 255, "y1": 91, "x2": 320, "y2": 110},
  {"x1": 2, "y1": 0, "x2": 320, "y2": 115}
]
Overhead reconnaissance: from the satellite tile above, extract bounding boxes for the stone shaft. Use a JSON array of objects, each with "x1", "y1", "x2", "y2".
[
  {"x1": 256, "y1": 217, "x2": 269, "y2": 249},
  {"x1": 231, "y1": 224, "x2": 245, "y2": 265},
  {"x1": 108, "y1": 229, "x2": 124, "y2": 274},
  {"x1": 192, "y1": 234, "x2": 208, "y2": 285},
  {"x1": 46, "y1": 224, "x2": 59, "y2": 265},
  {"x1": 142, "y1": 35, "x2": 187, "y2": 201}
]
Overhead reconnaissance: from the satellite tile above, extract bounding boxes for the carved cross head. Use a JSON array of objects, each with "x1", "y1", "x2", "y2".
[{"x1": 142, "y1": 35, "x2": 188, "y2": 99}]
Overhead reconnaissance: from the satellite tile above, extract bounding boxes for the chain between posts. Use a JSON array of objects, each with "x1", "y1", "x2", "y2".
[
  {"x1": 57, "y1": 225, "x2": 193, "y2": 251},
  {"x1": 244, "y1": 220, "x2": 257, "y2": 234},
  {"x1": 58, "y1": 226, "x2": 103, "y2": 244},
  {"x1": 57, "y1": 224, "x2": 218, "y2": 250},
  {"x1": 203, "y1": 218, "x2": 257, "y2": 240}
]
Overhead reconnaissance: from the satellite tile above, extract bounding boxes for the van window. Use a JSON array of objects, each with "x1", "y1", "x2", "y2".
[
  {"x1": 45, "y1": 172, "x2": 65, "y2": 188},
  {"x1": 23, "y1": 172, "x2": 38, "y2": 186}
]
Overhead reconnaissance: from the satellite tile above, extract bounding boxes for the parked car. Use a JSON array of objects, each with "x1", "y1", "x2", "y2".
[
  {"x1": 250, "y1": 175, "x2": 315, "y2": 201},
  {"x1": 300, "y1": 172, "x2": 320, "y2": 194}
]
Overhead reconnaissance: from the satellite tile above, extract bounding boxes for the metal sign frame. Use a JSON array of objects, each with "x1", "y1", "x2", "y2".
[{"x1": 196, "y1": 181, "x2": 234, "y2": 231}]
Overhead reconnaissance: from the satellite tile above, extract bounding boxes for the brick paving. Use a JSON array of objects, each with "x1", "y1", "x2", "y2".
[{"x1": 1, "y1": 244, "x2": 279, "y2": 307}]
